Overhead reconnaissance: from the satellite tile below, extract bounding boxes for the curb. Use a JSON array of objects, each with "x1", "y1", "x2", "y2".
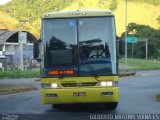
[{"x1": 119, "y1": 72, "x2": 136, "y2": 77}]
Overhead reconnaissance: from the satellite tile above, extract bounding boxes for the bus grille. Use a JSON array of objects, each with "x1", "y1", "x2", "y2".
[
  {"x1": 81, "y1": 82, "x2": 97, "y2": 86},
  {"x1": 61, "y1": 83, "x2": 77, "y2": 87},
  {"x1": 61, "y1": 82, "x2": 97, "y2": 87}
]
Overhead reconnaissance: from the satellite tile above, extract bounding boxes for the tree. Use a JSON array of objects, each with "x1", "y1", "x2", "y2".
[{"x1": 121, "y1": 23, "x2": 160, "y2": 59}]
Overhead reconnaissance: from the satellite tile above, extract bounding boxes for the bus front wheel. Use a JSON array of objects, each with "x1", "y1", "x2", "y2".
[
  {"x1": 104, "y1": 102, "x2": 118, "y2": 110},
  {"x1": 52, "y1": 104, "x2": 61, "y2": 109}
]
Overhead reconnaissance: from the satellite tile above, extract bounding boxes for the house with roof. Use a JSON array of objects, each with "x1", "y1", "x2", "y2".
[{"x1": 0, "y1": 30, "x2": 37, "y2": 70}]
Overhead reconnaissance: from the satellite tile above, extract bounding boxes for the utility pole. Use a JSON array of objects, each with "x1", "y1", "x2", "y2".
[
  {"x1": 146, "y1": 39, "x2": 148, "y2": 60},
  {"x1": 19, "y1": 20, "x2": 28, "y2": 70},
  {"x1": 138, "y1": 38, "x2": 148, "y2": 60},
  {"x1": 19, "y1": 21, "x2": 24, "y2": 70},
  {"x1": 125, "y1": 0, "x2": 128, "y2": 67}
]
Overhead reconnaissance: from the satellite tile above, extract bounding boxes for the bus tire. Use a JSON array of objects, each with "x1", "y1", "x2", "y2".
[
  {"x1": 104, "y1": 102, "x2": 118, "y2": 110},
  {"x1": 52, "y1": 104, "x2": 61, "y2": 109}
]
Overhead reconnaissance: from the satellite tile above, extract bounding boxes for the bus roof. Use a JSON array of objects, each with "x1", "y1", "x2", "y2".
[{"x1": 42, "y1": 10, "x2": 114, "y2": 19}]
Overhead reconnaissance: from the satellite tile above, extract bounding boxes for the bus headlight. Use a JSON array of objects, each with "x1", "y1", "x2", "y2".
[
  {"x1": 101, "y1": 81, "x2": 112, "y2": 87},
  {"x1": 41, "y1": 83, "x2": 60, "y2": 89},
  {"x1": 51, "y1": 83, "x2": 59, "y2": 88},
  {"x1": 98, "y1": 81, "x2": 118, "y2": 87}
]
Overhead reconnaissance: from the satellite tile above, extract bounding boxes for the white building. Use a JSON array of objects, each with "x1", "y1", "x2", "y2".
[{"x1": 0, "y1": 30, "x2": 37, "y2": 70}]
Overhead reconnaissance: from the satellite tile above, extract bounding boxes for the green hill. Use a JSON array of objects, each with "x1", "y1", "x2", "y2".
[
  {"x1": 0, "y1": 0, "x2": 72, "y2": 37},
  {"x1": 0, "y1": 10, "x2": 39, "y2": 38},
  {"x1": 115, "y1": 0, "x2": 160, "y2": 35},
  {"x1": 0, "y1": 0, "x2": 160, "y2": 37},
  {"x1": 63, "y1": 0, "x2": 160, "y2": 35},
  {"x1": 0, "y1": 10, "x2": 18, "y2": 30}
]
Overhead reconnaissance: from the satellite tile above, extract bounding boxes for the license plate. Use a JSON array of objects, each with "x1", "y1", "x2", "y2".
[{"x1": 73, "y1": 92, "x2": 86, "y2": 96}]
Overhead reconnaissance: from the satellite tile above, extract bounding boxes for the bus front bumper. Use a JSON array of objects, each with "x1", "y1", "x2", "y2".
[{"x1": 41, "y1": 87, "x2": 119, "y2": 104}]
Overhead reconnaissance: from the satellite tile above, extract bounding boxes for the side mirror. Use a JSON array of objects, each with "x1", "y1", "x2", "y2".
[
  {"x1": 33, "y1": 40, "x2": 41, "y2": 62},
  {"x1": 118, "y1": 38, "x2": 125, "y2": 56}
]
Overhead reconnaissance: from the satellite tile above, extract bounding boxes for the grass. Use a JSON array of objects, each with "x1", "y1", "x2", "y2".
[
  {"x1": 155, "y1": 94, "x2": 160, "y2": 102},
  {"x1": 0, "y1": 84, "x2": 38, "y2": 95},
  {"x1": 0, "y1": 69, "x2": 40, "y2": 79},
  {"x1": 119, "y1": 58, "x2": 160, "y2": 72}
]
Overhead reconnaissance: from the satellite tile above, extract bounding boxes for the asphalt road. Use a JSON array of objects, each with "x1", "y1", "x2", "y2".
[{"x1": 0, "y1": 70, "x2": 160, "y2": 120}]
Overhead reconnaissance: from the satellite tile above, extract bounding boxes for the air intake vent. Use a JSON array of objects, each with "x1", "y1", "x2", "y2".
[
  {"x1": 61, "y1": 82, "x2": 97, "y2": 87},
  {"x1": 61, "y1": 83, "x2": 77, "y2": 87},
  {"x1": 81, "y1": 82, "x2": 97, "y2": 86}
]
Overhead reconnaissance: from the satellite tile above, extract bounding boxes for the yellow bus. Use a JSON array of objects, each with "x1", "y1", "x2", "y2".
[{"x1": 34, "y1": 10, "x2": 119, "y2": 109}]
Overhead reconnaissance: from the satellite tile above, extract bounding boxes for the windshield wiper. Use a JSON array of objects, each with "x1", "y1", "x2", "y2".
[{"x1": 82, "y1": 59, "x2": 99, "y2": 78}]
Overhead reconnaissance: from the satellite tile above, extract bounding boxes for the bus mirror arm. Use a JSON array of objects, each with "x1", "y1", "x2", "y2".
[
  {"x1": 118, "y1": 38, "x2": 125, "y2": 57},
  {"x1": 33, "y1": 39, "x2": 42, "y2": 62}
]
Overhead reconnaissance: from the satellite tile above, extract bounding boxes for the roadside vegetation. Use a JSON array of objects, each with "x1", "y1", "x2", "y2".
[
  {"x1": 0, "y1": 69, "x2": 40, "y2": 79},
  {"x1": 121, "y1": 23, "x2": 160, "y2": 59},
  {"x1": 155, "y1": 94, "x2": 160, "y2": 102},
  {"x1": 0, "y1": 84, "x2": 38, "y2": 95},
  {"x1": 119, "y1": 58, "x2": 160, "y2": 72}
]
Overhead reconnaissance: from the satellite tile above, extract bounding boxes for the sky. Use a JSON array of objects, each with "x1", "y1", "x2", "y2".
[{"x1": 0, "y1": 0, "x2": 11, "y2": 5}]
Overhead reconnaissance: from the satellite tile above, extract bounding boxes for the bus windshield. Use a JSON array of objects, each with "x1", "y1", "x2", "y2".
[{"x1": 42, "y1": 17, "x2": 117, "y2": 77}]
